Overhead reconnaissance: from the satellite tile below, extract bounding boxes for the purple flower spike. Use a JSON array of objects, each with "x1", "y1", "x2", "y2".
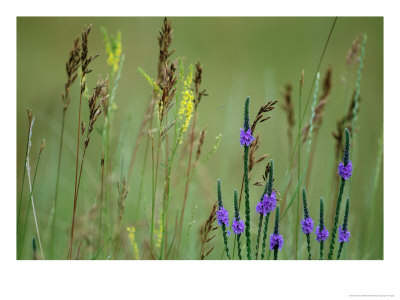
[
  {"x1": 216, "y1": 206, "x2": 229, "y2": 226},
  {"x1": 269, "y1": 233, "x2": 284, "y2": 251},
  {"x1": 301, "y1": 217, "x2": 314, "y2": 234},
  {"x1": 240, "y1": 128, "x2": 255, "y2": 147},
  {"x1": 315, "y1": 225, "x2": 329, "y2": 242},
  {"x1": 256, "y1": 191, "x2": 277, "y2": 215},
  {"x1": 338, "y1": 226, "x2": 351, "y2": 243},
  {"x1": 338, "y1": 160, "x2": 352, "y2": 180},
  {"x1": 232, "y1": 218, "x2": 245, "y2": 234},
  {"x1": 256, "y1": 201, "x2": 265, "y2": 215}
]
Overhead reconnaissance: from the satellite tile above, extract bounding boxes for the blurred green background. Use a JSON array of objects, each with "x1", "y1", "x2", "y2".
[{"x1": 17, "y1": 17, "x2": 383, "y2": 259}]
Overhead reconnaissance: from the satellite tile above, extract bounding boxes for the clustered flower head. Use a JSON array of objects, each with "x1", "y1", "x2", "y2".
[
  {"x1": 232, "y1": 217, "x2": 245, "y2": 235},
  {"x1": 338, "y1": 160, "x2": 352, "y2": 180},
  {"x1": 256, "y1": 191, "x2": 277, "y2": 215},
  {"x1": 178, "y1": 65, "x2": 195, "y2": 135},
  {"x1": 338, "y1": 226, "x2": 351, "y2": 243},
  {"x1": 301, "y1": 216, "x2": 314, "y2": 234},
  {"x1": 269, "y1": 233, "x2": 284, "y2": 250},
  {"x1": 315, "y1": 225, "x2": 329, "y2": 242},
  {"x1": 216, "y1": 206, "x2": 229, "y2": 227},
  {"x1": 103, "y1": 30, "x2": 122, "y2": 73},
  {"x1": 239, "y1": 128, "x2": 255, "y2": 147}
]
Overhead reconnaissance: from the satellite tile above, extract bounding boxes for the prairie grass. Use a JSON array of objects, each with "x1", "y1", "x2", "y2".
[{"x1": 16, "y1": 17, "x2": 383, "y2": 260}]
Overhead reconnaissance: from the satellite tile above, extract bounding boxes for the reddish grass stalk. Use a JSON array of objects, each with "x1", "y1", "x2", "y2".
[
  {"x1": 68, "y1": 77, "x2": 83, "y2": 259},
  {"x1": 176, "y1": 112, "x2": 197, "y2": 255}
]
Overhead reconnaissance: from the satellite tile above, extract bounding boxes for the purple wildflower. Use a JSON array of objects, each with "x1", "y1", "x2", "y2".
[
  {"x1": 269, "y1": 233, "x2": 284, "y2": 250},
  {"x1": 338, "y1": 160, "x2": 352, "y2": 180},
  {"x1": 256, "y1": 200, "x2": 265, "y2": 214},
  {"x1": 256, "y1": 191, "x2": 277, "y2": 215},
  {"x1": 216, "y1": 206, "x2": 229, "y2": 226},
  {"x1": 338, "y1": 226, "x2": 350, "y2": 243},
  {"x1": 315, "y1": 225, "x2": 329, "y2": 242},
  {"x1": 301, "y1": 217, "x2": 314, "y2": 234},
  {"x1": 232, "y1": 218, "x2": 245, "y2": 235},
  {"x1": 240, "y1": 128, "x2": 255, "y2": 147}
]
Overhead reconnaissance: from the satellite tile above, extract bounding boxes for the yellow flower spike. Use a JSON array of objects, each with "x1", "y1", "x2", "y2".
[
  {"x1": 155, "y1": 221, "x2": 163, "y2": 249},
  {"x1": 126, "y1": 226, "x2": 139, "y2": 259},
  {"x1": 138, "y1": 67, "x2": 160, "y2": 93},
  {"x1": 101, "y1": 27, "x2": 123, "y2": 74},
  {"x1": 178, "y1": 64, "x2": 195, "y2": 137}
]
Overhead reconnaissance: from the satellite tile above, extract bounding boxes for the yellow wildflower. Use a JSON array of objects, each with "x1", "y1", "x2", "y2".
[
  {"x1": 126, "y1": 226, "x2": 139, "y2": 259},
  {"x1": 138, "y1": 67, "x2": 160, "y2": 93},
  {"x1": 101, "y1": 27, "x2": 123, "y2": 74},
  {"x1": 153, "y1": 220, "x2": 163, "y2": 249},
  {"x1": 178, "y1": 65, "x2": 195, "y2": 135}
]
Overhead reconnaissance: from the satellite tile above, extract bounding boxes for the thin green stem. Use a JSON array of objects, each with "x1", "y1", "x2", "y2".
[
  {"x1": 236, "y1": 234, "x2": 242, "y2": 260},
  {"x1": 295, "y1": 72, "x2": 302, "y2": 260},
  {"x1": 306, "y1": 234, "x2": 311, "y2": 260},
  {"x1": 17, "y1": 130, "x2": 29, "y2": 231},
  {"x1": 337, "y1": 243, "x2": 344, "y2": 260},
  {"x1": 328, "y1": 178, "x2": 345, "y2": 259},
  {"x1": 217, "y1": 179, "x2": 231, "y2": 259},
  {"x1": 19, "y1": 143, "x2": 43, "y2": 259},
  {"x1": 280, "y1": 18, "x2": 338, "y2": 219},
  {"x1": 150, "y1": 132, "x2": 156, "y2": 255},
  {"x1": 260, "y1": 213, "x2": 270, "y2": 260},
  {"x1": 48, "y1": 109, "x2": 66, "y2": 259},
  {"x1": 319, "y1": 198, "x2": 325, "y2": 260},
  {"x1": 273, "y1": 206, "x2": 280, "y2": 261},
  {"x1": 160, "y1": 128, "x2": 184, "y2": 259},
  {"x1": 302, "y1": 187, "x2": 312, "y2": 260},
  {"x1": 243, "y1": 96, "x2": 251, "y2": 260},
  {"x1": 25, "y1": 118, "x2": 44, "y2": 259},
  {"x1": 68, "y1": 77, "x2": 83, "y2": 260},
  {"x1": 255, "y1": 213, "x2": 263, "y2": 259}
]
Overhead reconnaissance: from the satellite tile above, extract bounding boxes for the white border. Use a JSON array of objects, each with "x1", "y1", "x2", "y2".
[{"x1": 2, "y1": 1, "x2": 399, "y2": 299}]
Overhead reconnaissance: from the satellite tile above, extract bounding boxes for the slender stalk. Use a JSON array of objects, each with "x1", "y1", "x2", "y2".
[
  {"x1": 273, "y1": 206, "x2": 280, "y2": 260},
  {"x1": 328, "y1": 128, "x2": 350, "y2": 259},
  {"x1": 19, "y1": 140, "x2": 44, "y2": 259},
  {"x1": 17, "y1": 129, "x2": 29, "y2": 230},
  {"x1": 351, "y1": 34, "x2": 367, "y2": 133},
  {"x1": 217, "y1": 179, "x2": 231, "y2": 259},
  {"x1": 160, "y1": 124, "x2": 187, "y2": 259},
  {"x1": 295, "y1": 71, "x2": 303, "y2": 260},
  {"x1": 150, "y1": 132, "x2": 156, "y2": 255},
  {"x1": 367, "y1": 129, "x2": 383, "y2": 254},
  {"x1": 260, "y1": 160, "x2": 274, "y2": 260},
  {"x1": 97, "y1": 152, "x2": 105, "y2": 256},
  {"x1": 17, "y1": 114, "x2": 32, "y2": 257},
  {"x1": 255, "y1": 214, "x2": 263, "y2": 259},
  {"x1": 134, "y1": 97, "x2": 158, "y2": 222},
  {"x1": 319, "y1": 198, "x2": 325, "y2": 260},
  {"x1": 49, "y1": 109, "x2": 66, "y2": 257},
  {"x1": 236, "y1": 235, "x2": 242, "y2": 260},
  {"x1": 25, "y1": 118, "x2": 44, "y2": 259},
  {"x1": 233, "y1": 190, "x2": 242, "y2": 260},
  {"x1": 162, "y1": 114, "x2": 170, "y2": 260},
  {"x1": 68, "y1": 77, "x2": 83, "y2": 259},
  {"x1": 279, "y1": 17, "x2": 338, "y2": 217},
  {"x1": 337, "y1": 198, "x2": 350, "y2": 260},
  {"x1": 177, "y1": 113, "x2": 197, "y2": 254},
  {"x1": 328, "y1": 178, "x2": 345, "y2": 260},
  {"x1": 260, "y1": 213, "x2": 270, "y2": 260},
  {"x1": 337, "y1": 243, "x2": 344, "y2": 260},
  {"x1": 302, "y1": 188, "x2": 312, "y2": 260},
  {"x1": 243, "y1": 96, "x2": 251, "y2": 260},
  {"x1": 255, "y1": 184, "x2": 268, "y2": 259},
  {"x1": 151, "y1": 131, "x2": 162, "y2": 255}
]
